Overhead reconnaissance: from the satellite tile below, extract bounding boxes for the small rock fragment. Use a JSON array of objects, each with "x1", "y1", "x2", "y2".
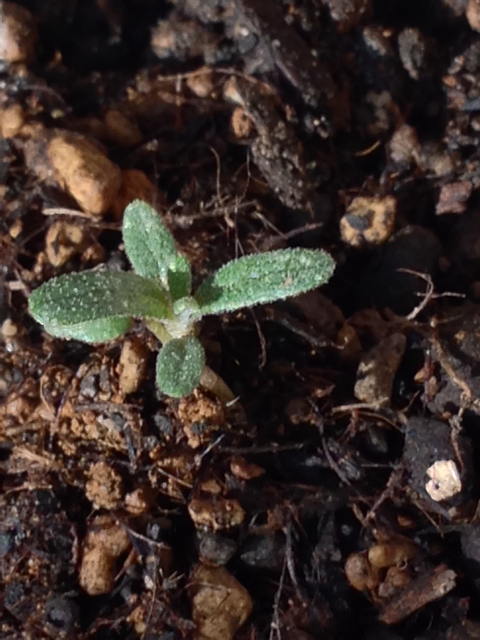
[
  {"x1": 118, "y1": 337, "x2": 148, "y2": 395},
  {"x1": 388, "y1": 125, "x2": 421, "y2": 166},
  {"x1": 0, "y1": 104, "x2": 24, "y2": 138},
  {"x1": 398, "y1": 28, "x2": 428, "y2": 80},
  {"x1": 467, "y1": 0, "x2": 480, "y2": 30},
  {"x1": 230, "y1": 107, "x2": 255, "y2": 141},
  {"x1": 47, "y1": 131, "x2": 121, "y2": 216},
  {"x1": 188, "y1": 496, "x2": 245, "y2": 531},
  {"x1": 187, "y1": 67, "x2": 214, "y2": 98},
  {"x1": 124, "y1": 488, "x2": 150, "y2": 515},
  {"x1": 421, "y1": 144, "x2": 455, "y2": 177},
  {"x1": 368, "y1": 538, "x2": 417, "y2": 569},
  {"x1": 189, "y1": 564, "x2": 253, "y2": 640},
  {"x1": 354, "y1": 333, "x2": 406, "y2": 407},
  {"x1": 379, "y1": 564, "x2": 456, "y2": 625},
  {"x1": 341, "y1": 195, "x2": 396, "y2": 247},
  {"x1": 85, "y1": 461, "x2": 123, "y2": 510},
  {"x1": 45, "y1": 221, "x2": 86, "y2": 267},
  {"x1": 436, "y1": 181, "x2": 472, "y2": 215},
  {"x1": 230, "y1": 455, "x2": 265, "y2": 480},
  {"x1": 178, "y1": 390, "x2": 225, "y2": 448},
  {"x1": 79, "y1": 515, "x2": 130, "y2": 595},
  {"x1": 0, "y1": 2, "x2": 37, "y2": 63},
  {"x1": 345, "y1": 553, "x2": 379, "y2": 591},
  {"x1": 425, "y1": 460, "x2": 462, "y2": 501}
]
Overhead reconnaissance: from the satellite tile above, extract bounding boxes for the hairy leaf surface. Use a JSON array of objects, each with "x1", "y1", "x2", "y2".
[
  {"x1": 123, "y1": 200, "x2": 191, "y2": 298},
  {"x1": 156, "y1": 336, "x2": 205, "y2": 397},
  {"x1": 43, "y1": 317, "x2": 132, "y2": 343},
  {"x1": 195, "y1": 248, "x2": 335, "y2": 314},
  {"x1": 29, "y1": 271, "x2": 170, "y2": 343}
]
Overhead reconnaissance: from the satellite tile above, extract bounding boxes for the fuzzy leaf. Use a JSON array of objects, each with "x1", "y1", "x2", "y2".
[
  {"x1": 43, "y1": 317, "x2": 132, "y2": 343},
  {"x1": 123, "y1": 200, "x2": 191, "y2": 298},
  {"x1": 156, "y1": 336, "x2": 205, "y2": 397},
  {"x1": 194, "y1": 248, "x2": 335, "y2": 315},
  {"x1": 29, "y1": 271, "x2": 170, "y2": 343}
]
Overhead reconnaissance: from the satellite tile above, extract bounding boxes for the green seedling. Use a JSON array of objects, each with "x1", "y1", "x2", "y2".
[{"x1": 29, "y1": 200, "x2": 335, "y2": 397}]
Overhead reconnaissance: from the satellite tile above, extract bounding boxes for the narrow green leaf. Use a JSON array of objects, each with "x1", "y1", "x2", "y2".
[
  {"x1": 123, "y1": 200, "x2": 191, "y2": 298},
  {"x1": 43, "y1": 317, "x2": 132, "y2": 343},
  {"x1": 156, "y1": 336, "x2": 205, "y2": 397},
  {"x1": 29, "y1": 271, "x2": 170, "y2": 343},
  {"x1": 194, "y1": 248, "x2": 335, "y2": 315}
]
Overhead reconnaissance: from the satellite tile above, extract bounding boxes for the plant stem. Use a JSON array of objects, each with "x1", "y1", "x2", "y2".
[
  {"x1": 144, "y1": 319, "x2": 173, "y2": 343},
  {"x1": 199, "y1": 366, "x2": 236, "y2": 403}
]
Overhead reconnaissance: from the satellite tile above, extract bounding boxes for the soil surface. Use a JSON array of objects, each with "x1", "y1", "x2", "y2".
[{"x1": 4, "y1": 0, "x2": 480, "y2": 638}]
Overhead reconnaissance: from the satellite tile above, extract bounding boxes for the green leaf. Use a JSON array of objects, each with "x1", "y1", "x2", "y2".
[
  {"x1": 156, "y1": 336, "x2": 205, "y2": 397},
  {"x1": 29, "y1": 271, "x2": 170, "y2": 343},
  {"x1": 43, "y1": 317, "x2": 132, "y2": 343},
  {"x1": 123, "y1": 200, "x2": 191, "y2": 299},
  {"x1": 194, "y1": 248, "x2": 335, "y2": 315}
]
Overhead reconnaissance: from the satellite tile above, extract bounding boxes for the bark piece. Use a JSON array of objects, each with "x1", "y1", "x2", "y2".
[{"x1": 379, "y1": 564, "x2": 457, "y2": 625}]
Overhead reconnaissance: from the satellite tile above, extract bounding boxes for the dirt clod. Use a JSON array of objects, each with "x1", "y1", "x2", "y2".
[
  {"x1": 341, "y1": 195, "x2": 397, "y2": 247},
  {"x1": 86, "y1": 461, "x2": 123, "y2": 510},
  {"x1": 189, "y1": 563, "x2": 253, "y2": 640},
  {"x1": 79, "y1": 515, "x2": 131, "y2": 596},
  {"x1": 47, "y1": 131, "x2": 121, "y2": 216}
]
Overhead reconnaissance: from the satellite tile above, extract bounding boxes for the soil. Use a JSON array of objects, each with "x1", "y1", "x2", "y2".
[{"x1": 4, "y1": 0, "x2": 480, "y2": 638}]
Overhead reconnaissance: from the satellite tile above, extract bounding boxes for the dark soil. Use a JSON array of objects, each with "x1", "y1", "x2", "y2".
[{"x1": 3, "y1": 0, "x2": 480, "y2": 638}]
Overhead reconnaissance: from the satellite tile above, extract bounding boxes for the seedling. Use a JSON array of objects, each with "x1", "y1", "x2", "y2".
[{"x1": 29, "y1": 200, "x2": 335, "y2": 397}]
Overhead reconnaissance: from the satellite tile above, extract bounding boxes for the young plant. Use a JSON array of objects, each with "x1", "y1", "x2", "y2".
[{"x1": 29, "y1": 200, "x2": 335, "y2": 397}]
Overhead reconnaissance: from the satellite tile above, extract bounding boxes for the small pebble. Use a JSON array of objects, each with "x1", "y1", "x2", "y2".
[
  {"x1": 0, "y1": 2, "x2": 37, "y2": 63},
  {"x1": 354, "y1": 333, "x2": 406, "y2": 407},
  {"x1": 189, "y1": 564, "x2": 253, "y2": 640},
  {"x1": 85, "y1": 461, "x2": 123, "y2": 510},
  {"x1": 467, "y1": 0, "x2": 480, "y2": 31},
  {"x1": 118, "y1": 337, "x2": 148, "y2": 395},
  {"x1": 340, "y1": 195, "x2": 396, "y2": 247},
  {"x1": 47, "y1": 131, "x2": 121, "y2": 217},
  {"x1": 436, "y1": 181, "x2": 472, "y2": 215},
  {"x1": 0, "y1": 104, "x2": 24, "y2": 138}
]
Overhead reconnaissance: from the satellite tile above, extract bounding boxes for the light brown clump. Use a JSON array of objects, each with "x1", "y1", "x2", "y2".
[
  {"x1": 0, "y1": 104, "x2": 24, "y2": 138},
  {"x1": 86, "y1": 461, "x2": 123, "y2": 510},
  {"x1": 79, "y1": 515, "x2": 130, "y2": 595},
  {"x1": 189, "y1": 564, "x2": 253, "y2": 640},
  {"x1": 47, "y1": 131, "x2": 121, "y2": 216},
  {"x1": 340, "y1": 195, "x2": 396, "y2": 247},
  {"x1": 0, "y1": 2, "x2": 37, "y2": 63}
]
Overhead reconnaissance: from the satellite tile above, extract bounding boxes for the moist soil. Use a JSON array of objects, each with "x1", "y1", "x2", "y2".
[{"x1": 4, "y1": 0, "x2": 480, "y2": 638}]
